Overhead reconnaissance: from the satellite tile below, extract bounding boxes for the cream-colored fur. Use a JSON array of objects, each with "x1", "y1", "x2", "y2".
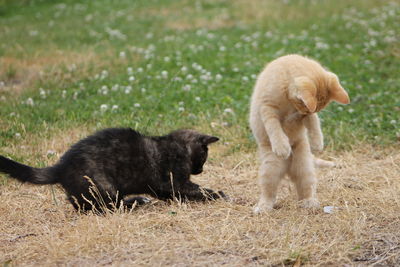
[{"x1": 250, "y1": 54, "x2": 350, "y2": 213}]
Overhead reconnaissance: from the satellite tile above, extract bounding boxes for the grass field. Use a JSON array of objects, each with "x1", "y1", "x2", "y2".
[{"x1": 0, "y1": 0, "x2": 399, "y2": 265}]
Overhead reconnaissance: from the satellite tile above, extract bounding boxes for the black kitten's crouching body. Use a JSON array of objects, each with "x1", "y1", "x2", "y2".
[{"x1": 0, "y1": 128, "x2": 225, "y2": 212}]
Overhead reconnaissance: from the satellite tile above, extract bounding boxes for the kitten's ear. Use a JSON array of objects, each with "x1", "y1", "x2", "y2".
[
  {"x1": 327, "y1": 72, "x2": 350, "y2": 104},
  {"x1": 294, "y1": 76, "x2": 317, "y2": 113},
  {"x1": 200, "y1": 135, "x2": 219, "y2": 145}
]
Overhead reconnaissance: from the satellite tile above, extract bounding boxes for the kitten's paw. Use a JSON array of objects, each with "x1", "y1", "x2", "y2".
[
  {"x1": 253, "y1": 201, "x2": 274, "y2": 214},
  {"x1": 299, "y1": 198, "x2": 320, "y2": 209},
  {"x1": 272, "y1": 139, "x2": 292, "y2": 159},
  {"x1": 124, "y1": 196, "x2": 151, "y2": 207},
  {"x1": 204, "y1": 189, "x2": 228, "y2": 201}
]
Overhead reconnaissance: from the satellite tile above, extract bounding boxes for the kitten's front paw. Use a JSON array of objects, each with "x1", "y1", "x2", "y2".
[
  {"x1": 204, "y1": 189, "x2": 228, "y2": 201},
  {"x1": 253, "y1": 200, "x2": 274, "y2": 214},
  {"x1": 272, "y1": 139, "x2": 292, "y2": 159},
  {"x1": 299, "y1": 198, "x2": 320, "y2": 209}
]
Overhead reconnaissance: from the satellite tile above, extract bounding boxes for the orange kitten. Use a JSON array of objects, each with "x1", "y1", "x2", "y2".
[{"x1": 249, "y1": 54, "x2": 350, "y2": 213}]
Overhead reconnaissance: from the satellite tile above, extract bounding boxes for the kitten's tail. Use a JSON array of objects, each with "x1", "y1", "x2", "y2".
[
  {"x1": 0, "y1": 155, "x2": 57, "y2": 184},
  {"x1": 314, "y1": 157, "x2": 335, "y2": 168}
]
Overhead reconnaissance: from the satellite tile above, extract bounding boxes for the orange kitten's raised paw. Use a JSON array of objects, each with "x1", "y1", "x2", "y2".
[{"x1": 299, "y1": 198, "x2": 320, "y2": 209}]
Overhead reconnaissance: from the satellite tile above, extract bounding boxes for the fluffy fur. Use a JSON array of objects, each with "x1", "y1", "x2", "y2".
[
  {"x1": 249, "y1": 54, "x2": 350, "y2": 213},
  {"x1": 0, "y1": 128, "x2": 226, "y2": 212}
]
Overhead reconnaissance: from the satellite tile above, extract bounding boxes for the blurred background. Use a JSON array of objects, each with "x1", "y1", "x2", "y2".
[{"x1": 0, "y1": 0, "x2": 399, "y2": 157}]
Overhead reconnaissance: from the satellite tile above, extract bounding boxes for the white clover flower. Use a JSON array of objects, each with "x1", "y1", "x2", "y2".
[
  {"x1": 141, "y1": 88, "x2": 146, "y2": 93},
  {"x1": 183, "y1": 85, "x2": 191, "y2": 91},
  {"x1": 178, "y1": 107, "x2": 185, "y2": 112},
  {"x1": 224, "y1": 108, "x2": 234, "y2": 114},
  {"x1": 192, "y1": 63, "x2": 202, "y2": 71},
  {"x1": 164, "y1": 57, "x2": 170, "y2": 62},
  {"x1": 127, "y1": 67, "x2": 133, "y2": 75},
  {"x1": 137, "y1": 67, "x2": 143, "y2": 73},
  {"x1": 101, "y1": 70, "x2": 108, "y2": 79},
  {"x1": 100, "y1": 86, "x2": 108, "y2": 95},
  {"x1": 315, "y1": 42, "x2": 329, "y2": 50},
  {"x1": 39, "y1": 88, "x2": 46, "y2": 99},
  {"x1": 25, "y1": 97, "x2": 34, "y2": 106},
  {"x1": 125, "y1": 86, "x2": 132, "y2": 94},
  {"x1": 215, "y1": 74, "x2": 223, "y2": 81},
  {"x1": 179, "y1": 101, "x2": 184, "y2": 106},
  {"x1": 62, "y1": 90, "x2": 67, "y2": 98},
  {"x1": 242, "y1": 76, "x2": 249, "y2": 82},
  {"x1": 129, "y1": 76, "x2": 135, "y2": 82},
  {"x1": 186, "y1": 74, "x2": 193, "y2": 80},
  {"x1": 181, "y1": 66, "x2": 188, "y2": 73},
  {"x1": 112, "y1": 105, "x2": 119, "y2": 110},
  {"x1": 345, "y1": 44, "x2": 352, "y2": 49},
  {"x1": 119, "y1": 51, "x2": 126, "y2": 58},
  {"x1": 105, "y1": 27, "x2": 126, "y2": 40},
  {"x1": 232, "y1": 67, "x2": 239, "y2": 72},
  {"x1": 191, "y1": 79, "x2": 198, "y2": 84},
  {"x1": 100, "y1": 104, "x2": 108, "y2": 112},
  {"x1": 134, "y1": 103, "x2": 141, "y2": 108},
  {"x1": 15, "y1": 133, "x2": 21, "y2": 138},
  {"x1": 251, "y1": 74, "x2": 257, "y2": 79},
  {"x1": 390, "y1": 120, "x2": 396, "y2": 124},
  {"x1": 219, "y1": 46, "x2": 226, "y2": 52},
  {"x1": 348, "y1": 108, "x2": 354, "y2": 113},
  {"x1": 161, "y1": 71, "x2": 168, "y2": 79},
  {"x1": 195, "y1": 96, "x2": 201, "y2": 102},
  {"x1": 73, "y1": 92, "x2": 78, "y2": 100},
  {"x1": 173, "y1": 77, "x2": 182, "y2": 82}
]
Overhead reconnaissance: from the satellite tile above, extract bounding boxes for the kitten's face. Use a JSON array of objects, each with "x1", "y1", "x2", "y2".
[
  {"x1": 189, "y1": 134, "x2": 219, "y2": 175},
  {"x1": 171, "y1": 130, "x2": 219, "y2": 175},
  {"x1": 290, "y1": 72, "x2": 350, "y2": 114}
]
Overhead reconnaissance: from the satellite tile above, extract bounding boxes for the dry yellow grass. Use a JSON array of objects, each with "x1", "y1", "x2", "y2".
[{"x1": 1, "y1": 143, "x2": 399, "y2": 266}]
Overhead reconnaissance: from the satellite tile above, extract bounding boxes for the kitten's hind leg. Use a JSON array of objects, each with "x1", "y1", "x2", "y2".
[
  {"x1": 254, "y1": 148, "x2": 288, "y2": 213},
  {"x1": 289, "y1": 141, "x2": 320, "y2": 209}
]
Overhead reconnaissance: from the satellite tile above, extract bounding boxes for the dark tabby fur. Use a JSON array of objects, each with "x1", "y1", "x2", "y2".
[{"x1": 0, "y1": 128, "x2": 226, "y2": 212}]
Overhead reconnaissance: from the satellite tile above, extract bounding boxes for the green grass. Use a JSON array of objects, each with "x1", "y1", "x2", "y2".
[{"x1": 0, "y1": 0, "x2": 399, "y2": 152}]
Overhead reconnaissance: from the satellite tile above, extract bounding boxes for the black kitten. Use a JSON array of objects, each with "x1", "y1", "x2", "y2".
[{"x1": 0, "y1": 128, "x2": 226, "y2": 212}]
